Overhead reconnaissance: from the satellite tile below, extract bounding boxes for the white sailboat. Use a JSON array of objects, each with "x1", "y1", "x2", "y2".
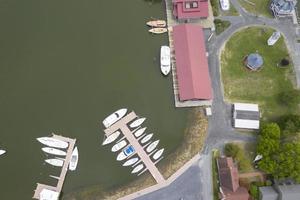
[
  {"x1": 111, "y1": 140, "x2": 127, "y2": 152},
  {"x1": 129, "y1": 117, "x2": 146, "y2": 128},
  {"x1": 0, "y1": 149, "x2": 6, "y2": 156},
  {"x1": 140, "y1": 133, "x2": 153, "y2": 144},
  {"x1": 45, "y1": 158, "x2": 64, "y2": 167},
  {"x1": 146, "y1": 140, "x2": 159, "y2": 153},
  {"x1": 134, "y1": 127, "x2": 147, "y2": 137},
  {"x1": 123, "y1": 157, "x2": 139, "y2": 166},
  {"x1": 160, "y1": 46, "x2": 171, "y2": 76},
  {"x1": 153, "y1": 148, "x2": 164, "y2": 160},
  {"x1": 132, "y1": 164, "x2": 144, "y2": 174},
  {"x1": 103, "y1": 108, "x2": 127, "y2": 128},
  {"x1": 69, "y1": 147, "x2": 78, "y2": 171},
  {"x1": 102, "y1": 131, "x2": 121, "y2": 146},
  {"x1": 42, "y1": 147, "x2": 66, "y2": 156},
  {"x1": 37, "y1": 137, "x2": 68, "y2": 149},
  {"x1": 267, "y1": 31, "x2": 281, "y2": 46}
]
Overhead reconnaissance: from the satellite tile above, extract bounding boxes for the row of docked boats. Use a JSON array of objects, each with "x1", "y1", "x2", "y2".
[
  {"x1": 37, "y1": 136, "x2": 78, "y2": 171},
  {"x1": 146, "y1": 20, "x2": 168, "y2": 34}
]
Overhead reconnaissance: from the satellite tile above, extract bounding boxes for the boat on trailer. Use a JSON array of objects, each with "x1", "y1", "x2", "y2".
[
  {"x1": 149, "y1": 28, "x2": 168, "y2": 34},
  {"x1": 160, "y1": 46, "x2": 171, "y2": 76},
  {"x1": 146, "y1": 20, "x2": 166, "y2": 27},
  {"x1": 69, "y1": 147, "x2": 79, "y2": 171},
  {"x1": 102, "y1": 131, "x2": 121, "y2": 146},
  {"x1": 129, "y1": 117, "x2": 146, "y2": 128},
  {"x1": 37, "y1": 137, "x2": 68, "y2": 149},
  {"x1": 102, "y1": 108, "x2": 127, "y2": 128},
  {"x1": 42, "y1": 147, "x2": 66, "y2": 156}
]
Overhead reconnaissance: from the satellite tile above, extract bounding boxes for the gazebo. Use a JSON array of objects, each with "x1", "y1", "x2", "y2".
[{"x1": 245, "y1": 53, "x2": 263, "y2": 71}]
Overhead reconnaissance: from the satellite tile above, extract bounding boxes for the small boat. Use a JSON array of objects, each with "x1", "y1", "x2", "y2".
[
  {"x1": 146, "y1": 140, "x2": 159, "y2": 153},
  {"x1": 39, "y1": 189, "x2": 59, "y2": 200},
  {"x1": 129, "y1": 117, "x2": 146, "y2": 128},
  {"x1": 132, "y1": 164, "x2": 144, "y2": 174},
  {"x1": 134, "y1": 127, "x2": 147, "y2": 137},
  {"x1": 103, "y1": 108, "x2": 127, "y2": 128},
  {"x1": 220, "y1": 0, "x2": 230, "y2": 11},
  {"x1": 267, "y1": 31, "x2": 281, "y2": 46},
  {"x1": 117, "y1": 145, "x2": 135, "y2": 161},
  {"x1": 42, "y1": 147, "x2": 66, "y2": 156},
  {"x1": 111, "y1": 140, "x2": 127, "y2": 152},
  {"x1": 102, "y1": 131, "x2": 121, "y2": 146},
  {"x1": 45, "y1": 158, "x2": 64, "y2": 167},
  {"x1": 0, "y1": 149, "x2": 6, "y2": 156},
  {"x1": 123, "y1": 157, "x2": 139, "y2": 166},
  {"x1": 149, "y1": 28, "x2": 168, "y2": 34},
  {"x1": 160, "y1": 46, "x2": 171, "y2": 75},
  {"x1": 140, "y1": 133, "x2": 153, "y2": 144},
  {"x1": 146, "y1": 20, "x2": 166, "y2": 27},
  {"x1": 37, "y1": 137, "x2": 68, "y2": 149},
  {"x1": 69, "y1": 147, "x2": 78, "y2": 171},
  {"x1": 153, "y1": 148, "x2": 164, "y2": 160}
]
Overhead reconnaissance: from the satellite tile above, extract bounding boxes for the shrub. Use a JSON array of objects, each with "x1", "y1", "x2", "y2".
[
  {"x1": 211, "y1": 0, "x2": 219, "y2": 16},
  {"x1": 278, "y1": 89, "x2": 300, "y2": 108}
]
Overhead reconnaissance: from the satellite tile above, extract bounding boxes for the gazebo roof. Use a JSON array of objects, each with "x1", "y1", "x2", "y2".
[{"x1": 246, "y1": 53, "x2": 263, "y2": 69}]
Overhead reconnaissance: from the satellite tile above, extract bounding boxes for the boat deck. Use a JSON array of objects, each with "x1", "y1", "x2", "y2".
[
  {"x1": 104, "y1": 111, "x2": 165, "y2": 184},
  {"x1": 33, "y1": 134, "x2": 76, "y2": 199}
]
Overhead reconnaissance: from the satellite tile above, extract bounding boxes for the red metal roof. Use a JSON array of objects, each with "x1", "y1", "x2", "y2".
[
  {"x1": 173, "y1": 24, "x2": 212, "y2": 101},
  {"x1": 172, "y1": 0, "x2": 208, "y2": 19}
]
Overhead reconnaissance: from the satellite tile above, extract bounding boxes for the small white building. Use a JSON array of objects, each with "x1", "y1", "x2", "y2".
[{"x1": 233, "y1": 103, "x2": 260, "y2": 130}]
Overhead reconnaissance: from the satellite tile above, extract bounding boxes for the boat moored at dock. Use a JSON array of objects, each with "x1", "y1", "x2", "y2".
[
  {"x1": 129, "y1": 117, "x2": 146, "y2": 128},
  {"x1": 69, "y1": 147, "x2": 79, "y2": 171},
  {"x1": 149, "y1": 28, "x2": 168, "y2": 34},
  {"x1": 146, "y1": 140, "x2": 159, "y2": 153},
  {"x1": 117, "y1": 145, "x2": 135, "y2": 161},
  {"x1": 42, "y1": 147, "x2": 66, "y2": 156},
  {"x1": 37, "y1": 137, "x2": 69, "y2": 149},
  {"x1": 160, "y1": 46, "x2": 171, "y2": 75},
  {"x1": 140, "y1": 133, "x2": 153, "y2": 144},
  {"x1": 103, "y1": 108, "x2": 127, "y2": 128},
  {"x1": 152, "y1": 148, "x2": 164, "y2": 160},
  {"x1": 45, "y1": 158, "x2": 64, "y2": 167},
  {"x1": 132, "y1": 163, "x2": 144, "y2": 174},
  {"x1": 123, "y1": 157, "x2": 139, "y2": 166},
  {"x1": 102, "y1": 131, "x2": 121, "y2": 146},
  {"x1": 111, "y1": 140, "x2": 127, "y2": 152},
  {"x1": 146, "y1": 20, "x2": 166, "y2": 27},
  {"x1": 134, "y1": 127, "x2": 147, "y2": 137}
]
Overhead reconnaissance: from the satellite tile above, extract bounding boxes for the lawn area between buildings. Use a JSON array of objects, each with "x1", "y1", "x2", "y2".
[
  {"x1": 221, "y1": 26, "x2": 296, "y2": 121},
  {"x1": 238, "y1": 0, "x2": 273, "y2": 17}
]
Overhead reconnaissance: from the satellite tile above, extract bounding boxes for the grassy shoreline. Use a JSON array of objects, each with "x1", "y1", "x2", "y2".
[{"x1": 62, "y1": 108, "x2": 208, "y2": 200}]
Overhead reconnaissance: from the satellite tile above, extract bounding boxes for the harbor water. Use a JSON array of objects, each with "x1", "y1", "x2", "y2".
[{"x1": 0, "y1": 0, "x2": 189, "y2": 199}]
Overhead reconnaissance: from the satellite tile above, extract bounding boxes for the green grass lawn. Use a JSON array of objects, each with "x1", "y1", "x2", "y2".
[
  {"x1": 221, "y1": 27, "x2": 296, "y2": 121},
  {"x1": 238, "y1": 0, "x2": 273, "y2": 17}
]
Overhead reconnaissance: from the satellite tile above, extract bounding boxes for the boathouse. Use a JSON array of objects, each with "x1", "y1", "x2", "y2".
[
  {"x1": 173, "y1": 24, "x2": 212, "y2": 102},
  {"x1": 172, "y1": 0, "x2": 209, "y2": 21}
]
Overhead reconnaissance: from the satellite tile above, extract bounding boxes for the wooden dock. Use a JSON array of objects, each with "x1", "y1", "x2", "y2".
[
  {"x1": 104, "y1": 111, "x2": 165, "y2": 184},
  {"x1": 33, "y1": 134, "x2": 76, "y2": 199}
]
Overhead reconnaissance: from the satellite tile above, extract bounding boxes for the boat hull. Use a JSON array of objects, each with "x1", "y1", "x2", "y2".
[
  {"x1": 37, "y1": 137, "x2": 68, "y2": 149},
  {"x1": 69, "y1": 147, "x2": 79, "y2": 171},
  {"x1": 153, "y1": 148, "x2": 164, "y2": 160},
  {"x1": 146, "y1": 20, "x2": 166, "y2": 27},
  {"x1": 146, "y1": 140, "x2": 159, "y2": 153},
  {"x1": 103, "y1": 108, "x2": 127, "y2": 128},
  {"x1": 0, "y1": 149, "x2": 6, "y2": 156},
  {"x1": 45, "y1": 158, "x2": 64, "y2": 167},
  {"x1": 42, "y1": 147, "x2": 66, "y2": 156},
  {"x1": 134, "y1": 127, "x2": 147, "y2": 137},
  {"x1": 102, "y1": 131, "x2": 121, "y2": 146},
  {"x1": 149, "y1": 28, "x2": 168, "y2": 34},
  {"x1": 160, "y1": 46, "x2": 171, "y2": 75},
  {"x1": 140, "y1": 133, "x2": 153, "y2": 144},
  {"x1": 112, "y1": 140, "x2": 127, "y2": 152},
  {"x1": 132, "y1": 164, "x2": 144, "y2": 174},
  {"x1": 123, "y1": 157, "x2": 139, "y2": 166},
  {"x1": 129, "y1": 118, "x2": 146, "y2": 128}
]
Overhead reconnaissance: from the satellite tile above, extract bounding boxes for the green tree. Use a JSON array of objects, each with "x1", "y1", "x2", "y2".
[
  {"x1": 257, "y1": 136, "x2": 279, "y2": 156},
  {"x1": 279, "y1": 114, "x2": 300, "y2": 136},
  {"x1": 260, "y1": 123, "x2": 281, "y2": 140},
  {"x1": 224, "y1": 143, "x2": 240, "y2": 158}
]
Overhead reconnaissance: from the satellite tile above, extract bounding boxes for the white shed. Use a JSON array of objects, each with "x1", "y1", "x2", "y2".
[{"x1": 233, "y1": 103, "x2": 260, "y2": 130}]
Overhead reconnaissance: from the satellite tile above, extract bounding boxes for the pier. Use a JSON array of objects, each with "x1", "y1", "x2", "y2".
[
  {"x1": 33, "y1": 134, "x2": 76, "y2": 199},
  {"x1": 104, "y1": 111, "x2": 165, "y2": 184}
]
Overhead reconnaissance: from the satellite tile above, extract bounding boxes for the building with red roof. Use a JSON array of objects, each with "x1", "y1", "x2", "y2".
[
  {"x1": 172, "y1": 0, "x2": 209, "y2": 20},
  {"x1": 173, "y1": 24, "x2": 212, "y2": 101}
]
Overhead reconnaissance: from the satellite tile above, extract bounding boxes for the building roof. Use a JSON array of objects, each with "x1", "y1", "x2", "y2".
[
  {"x1": 271, "y1": 0, "x2": 297, "y2": 15},
  {"x1": 233, "y1": 103, "x2": 260, "y2": 129},
  {"x1": 234, "y1": 103, "x2": 259, "y2": 112},
  {"x1": 39, "y1": 189, "x2": 59, "y2": 200},
  {"x1": 259, "y1": 186, "x2": 278, "y2": 200},
  {"x1": 278, "y1": 184, "x2": 300, "y2": 200},
  {"x1": 173, "y1": 24, "x2": 212, "y2": 101},
  {"x1": 172, "y1": 0, "x2": 209, "y2": 19},
  {"x1": 246, "y1": 53, "x2": 263, "y2": 70},
  {"x1": 217, "y1": 157, "x2": 239, "y2": 192}
]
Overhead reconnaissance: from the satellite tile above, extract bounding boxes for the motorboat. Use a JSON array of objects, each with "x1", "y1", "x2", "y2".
[
  {"x1": 0, "y1": 149, "x2": 6, "y2": 156},
  {"x1": 146, "y1": 140, "x2": 159, "y2": 153},
  {"x1": 149, "y1": 28, "x2": 168, "y2": 34},
  {"x1": 37, "y1": 137, "x2": 68, "y2": 149},
  {"x1": 132, "y1": 164, "x2": 144, "y2": 174},
  {"x1": 160, "y1": 46, "x2": 171, "y2": 76},
  {"x1": 102, "y1": 131, "x2": 121, "y2": 146},
  {"x1": 42, "y1": 147, "x2": 66, "y2": 156},
  {"x1": 220, "y1": 0, "x2": 230, "y2": 11},
  {"x1": 146, "y1": 20, "x2": 166, "y2": 27},
  {"x1": 45, "y1": 158, "x2": 64, "y2": 167},
  {"x1": 267, "y1": 31, "x2": 281, "y2": 46},
  {"x1": 134, "y1": 127, "x2": 147, "y2": 137},
  {"x1": 123, "y1": 157, "x2": 139, "y2": 166},
  {"x1": 117, "y1": 145, "x2": 135, "y2": 161},
  {"x1": 39, "y1": 189, "x2": 59, "y2": 200},
  {"x1": 140, "y1": 133, "x2": 153, "y2": 144},
  {"x1": 129, "y1": 117, "x2": 146, "y2": 128},
  {"x1": 102, "y1": 108, "x2": 127, "y2": 128},
  {"x1": 153, "y1": 148, "x2": 164, "y2": 160},
  {"x1": 111, "y1": 140, "x2": 127, "y2": 152},
  {"x1": 69, "y1": 147, "x2": 78, "y2": 171}
]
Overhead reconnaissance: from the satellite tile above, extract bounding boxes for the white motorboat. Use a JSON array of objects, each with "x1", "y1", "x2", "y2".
[
  {"x1": 146, "y1": 20, "x2": 166, "y2": 27},
  {"x1": 153, "y1": 148, "x2": 164, "y2": 160},
  {"x1": 103, "y1": 108, "x2": 127, "y2": 128},
  {"x1": 220, "y1": 0, "x2": 230, "y2": 11},
  {"x1": 132, "y1": 164, "x2": 144, "y2": 174},
  {"x1": 45, "y1": 158, "x2": 64, "y2": 167},
  {"x1": 111, "y1": 140, "x2": 127, "y2": 152},
  {"x1": 160, "y1": 46, "x2": 171, "y2": 76},
  {"x1": 117, "y1": 145, "x2": 135, "y2": 161},
  {"x1": 134, "y1": 127, "x2": 147, "y2": 137},
  {"x1": 129, "y1": 117, "x2": 146, "y2": 128},
  {"x1": 267, "y1": 31, "x2": 281, "y2": 46},
  {"x1": 69, "y1": 147, "x2": 78, "y2": 171},
  {"x1": 37, "y1": 137, "x2": 68, "y2": 149},
  {"x1": 0, "y1": 149, "x2": 6, "y2": 156},
  {"x1": 102, "y1": 131, "x2": 121, "y2": 146},
  {"x1": 123, "y1": 157, "x2": 139, "y2": 166},
  {"x1": 140, "y1": 133, "x2": 153, "y2": 144},
  {"x1": 42, "y1": 147, "x2": 66, "y2": 156},
  {"x1": 146, "y1": 140, "x2": 159, "y2": 153}
]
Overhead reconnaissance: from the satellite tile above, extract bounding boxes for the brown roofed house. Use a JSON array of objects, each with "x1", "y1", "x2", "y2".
[{"x1": 217, "y1": 157, "x2": 250, "y2": 200}]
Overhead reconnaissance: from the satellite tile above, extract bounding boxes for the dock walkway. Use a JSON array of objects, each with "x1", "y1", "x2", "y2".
[{"x1": 104, "y1": 111, "x2": 165, "y2": 184}]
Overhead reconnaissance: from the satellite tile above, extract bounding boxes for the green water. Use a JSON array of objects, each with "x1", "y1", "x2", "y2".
[{"x1": 0, "y1": 0, "x2": 189, "y2": 199}]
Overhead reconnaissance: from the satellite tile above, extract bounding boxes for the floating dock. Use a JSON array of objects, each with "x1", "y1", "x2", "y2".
[
  {"x1": 33, "y1": 134, "x2": 76, "y2": 200},
  {"x1": 104, "y1": 111, "x2": 165, "y2": 184}
]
